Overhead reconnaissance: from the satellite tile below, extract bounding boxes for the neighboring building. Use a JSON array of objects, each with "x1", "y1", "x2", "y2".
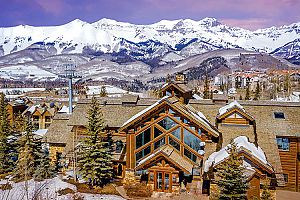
[
  {"x1": 45, "y1": 74, "x2": 300, "y2": 194},
  {"x1": 23, "y1": 102, "x2": 62, "y2": 130}
]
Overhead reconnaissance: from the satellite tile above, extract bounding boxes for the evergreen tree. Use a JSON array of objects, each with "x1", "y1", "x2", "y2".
[
  {"x1": 100, "y1": 86, "x2": 108, "y2": 97},
  {"x1": 34, "y1": 147, "x2": 56, "y2": 181},
  {"x1": 253, "y1": 81, "x2": 260, "y2": 100},
  {"x1": 216, "y1": 141, "x2": 248, "y2": 200},
  {"x1": 78, "y1": 97, "x2": 113, "y2": 186},
  {"x1": 245, "y1": 84, "x2": 250, "y2": 100},
  {"x1": 0, "y1": 93, "x2": 13, "y2": 174},
  {"x1": 203, "y1": 72, "x2": 210, "y2": 99},
  {"x1": 14, "y1": 120, "x2": 43, "y2": 182}
]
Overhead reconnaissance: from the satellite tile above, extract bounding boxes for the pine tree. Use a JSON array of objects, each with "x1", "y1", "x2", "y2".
[
  {"x1": 100, "y1": 86, "x2": 108, "y2": 97},
  {"x1": 78, "y1": 97, "x2": 113, "y2": 186},
  {"x1": 14, "y1": 120, "x2": 43, "y2": 182},
  {"x1": 0, "y1": 93, "x2": 13, "y2": 174},
  {"x1": 253, "y1": 81, "x2": 260, "y2": 100},
  {"x1": 216, "y1": 141, "x2": 248, "y2": 200},
  {"x1": 203, "y1": 72, "x2": 210, "y2": 99},
  {"x1": 245, "y1": 84, "x2": 250, "y2": 100},
  {"x1": 34, "y1": 147, "x2": 56, "y2": 181}
]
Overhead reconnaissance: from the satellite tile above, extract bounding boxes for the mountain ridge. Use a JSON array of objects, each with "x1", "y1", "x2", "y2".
[{"x1": 1, "y1": 17, "x2": 299, "y2": 58}]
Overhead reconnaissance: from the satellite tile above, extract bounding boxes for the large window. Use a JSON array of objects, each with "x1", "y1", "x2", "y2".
[
  {"x1": 154, "y1": 127, "x2": 163, "y2": 138},
  {"x1": 136, "y1": 146, "x2": 151, "y2": 161},
  {"x1": 276, "y1": 138, "x2": 289, "y2": 151},
  {"x1": 171, "y1": 127, "x2": 180, "y2": 139},
  {"x1": 184, "y1": 148, "x2": 197, "y2": 163},
  {"x1": 154, "y1": 137, "x2": 165, "y2": 150},
  {"x1": 158, "y1": 117, "x2": 176, "y2": 130},
  {"x1": 136, "y1": 128, "x2": 151, "y2": 149},
  {"x1": 183, "y1": 128, "x2": 201, "y2": 152},
  {"x1": 169, "y1": 137, "x2": 180, "y2": 151}
]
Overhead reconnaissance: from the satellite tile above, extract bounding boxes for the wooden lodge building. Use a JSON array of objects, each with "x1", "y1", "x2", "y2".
[{"x1": 45, "y1": 74, "x2": 300, "y2": 195}]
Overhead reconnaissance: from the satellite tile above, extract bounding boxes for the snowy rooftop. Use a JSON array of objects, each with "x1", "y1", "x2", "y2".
[
  {"x1": 218, "y1": 100, "x2": 245, "y2": 116},
  {"x1": 34, "y1": 129, "x2": 48, "y2": 137},
  {"x1": 204, "y1": 136, "x2": 270, "y2": 172}
]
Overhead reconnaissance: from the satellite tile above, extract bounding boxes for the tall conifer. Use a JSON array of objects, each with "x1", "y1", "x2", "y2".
[
  {"x1": 78, "y1": 97, "x2": 113, "y2": 186},
  {"x1": 14, "y1": 120, "x2": 42, "y2": 181},
  {"x1": 0, "y1": 93, "x2": 13, "y2": 174}
]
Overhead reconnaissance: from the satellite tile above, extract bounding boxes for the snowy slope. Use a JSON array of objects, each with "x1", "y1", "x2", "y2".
[
  {"x1": 0, "y1": 65, "x2": 58, "y2": 81},
  {"x1": 1, "y1": 17, "x2": 300, "y2": 58}
]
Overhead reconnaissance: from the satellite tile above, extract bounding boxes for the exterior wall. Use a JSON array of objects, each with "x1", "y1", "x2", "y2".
[
  {"x1": 278, "y1": 137, "x2": 300, "y2": 191},
  {"x1": 49, "y1": 144, "x2": 65, "y2": 162},
  {"x1": 218, "y1": 124, "x2": 255, "y2": 147},
  {"x1": 247, "y1": 175, "x2": 260, "y2": 199}
]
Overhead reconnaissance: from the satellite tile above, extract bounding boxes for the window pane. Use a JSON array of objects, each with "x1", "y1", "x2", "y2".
[
  {"x1": 184, "y1": 148, "x2": 197, "y2": 163},
  {"x1": 154, "y1": 137, "x2": 165, "y2": 150},
  {"x1": 184, "y1": 129, "x2": 201, "y2": 152},
  {"x1": 136, "y1": 128, "x2": 151, "y2": 149},
  {"x1": 169, "y1": 137, "x2": 180, "y2": 151},
  {"x1": 171, "y1": 127, "x2": 181, "y2": 139},
  {"x1": 276, "y1": 138, "x2": 289, "y2": 151},
  {"x1": 274, "y1": 112, "x2": 285, "y2": 119},
  {"x1": 136, "y1": 146, "x2": 151, "y2": 162},
  {"x1": 116, "y1": 141, "x2": 124, "y2": 153},
  {"x1": 158, "y1": 117, "x2": 177, "y2": 130},
  {"x1": 154, "y1": 127, "x2": 163, "y2": 138}
]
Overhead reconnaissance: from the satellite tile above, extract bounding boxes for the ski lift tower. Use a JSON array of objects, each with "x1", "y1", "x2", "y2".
[{"x1": 60, "y1": 63, "x2": 81, "y2": 114}]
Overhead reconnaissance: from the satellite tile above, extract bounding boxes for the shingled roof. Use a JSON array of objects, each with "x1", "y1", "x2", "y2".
[{"x1": 44, "y1": 113, "x2": 72, "y2": 144}]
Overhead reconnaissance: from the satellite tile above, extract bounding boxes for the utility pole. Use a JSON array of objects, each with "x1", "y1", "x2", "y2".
[{"x1": 59, "y1": 61, "x2": 81, "y2": 181}]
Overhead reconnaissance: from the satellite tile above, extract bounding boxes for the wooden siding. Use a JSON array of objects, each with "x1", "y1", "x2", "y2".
[{"x1": 278, "y1": 137, "x2": 300, "y2": 191}]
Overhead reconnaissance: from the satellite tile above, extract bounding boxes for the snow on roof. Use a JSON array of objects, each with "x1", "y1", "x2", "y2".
[
  {"x1": 58, "y1": 105, "x2": 76, "y2": 113},
  {"x1": 218, "y1": 100, "x2": 244, "y2": 116},
  {"x1": 28, "y1": 105, "x2": 37, "y2": 113},
  {"x1": 193, "y1": 94, "x2": 203, "y2": 100},
  {"x1": 122, "y1": 96, "x2": 169, "y2": 127},
  {"x1": 204, "y1": 136, "x2": 270, "y2": 172},
  {"x1": 34, "y1": 129, "x2": 48, "y2": 137}
]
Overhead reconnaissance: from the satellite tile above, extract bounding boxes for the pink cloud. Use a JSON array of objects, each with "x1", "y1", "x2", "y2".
[
  {"x1": 34, "y1": 0, "x2": 68, "y2": 16},
  {"x1": 220, "y1": 18, "x2": 271, "y2": 30}
]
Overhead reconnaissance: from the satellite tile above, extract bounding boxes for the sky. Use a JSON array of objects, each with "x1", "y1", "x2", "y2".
[{"x1": 0, "y1": 0, "x2": 300, "y2": 30}]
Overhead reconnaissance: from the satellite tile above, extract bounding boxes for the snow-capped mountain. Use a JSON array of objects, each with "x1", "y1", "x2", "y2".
[{"x1": 1, "y1": 17, "x2": 299, "y2": 59}]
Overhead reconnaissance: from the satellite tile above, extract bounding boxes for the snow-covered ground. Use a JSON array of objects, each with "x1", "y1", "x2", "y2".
[
  {"x1": 0, "y1": 177, "x2": 124, "y2": 200},
  {"x1": 0, "y1": 65, "x2": 58, "y2": 81},
  {"x1": 274, "y1": 92, "x2": 300, "y2": 102},
  {"x1": 87, "y1": 85, "x2": 144, "y2": 97}
]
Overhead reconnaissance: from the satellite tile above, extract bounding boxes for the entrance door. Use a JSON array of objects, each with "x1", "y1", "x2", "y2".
[{"x1": 155, "y1": 172, "x2": 171, "y2": 192}]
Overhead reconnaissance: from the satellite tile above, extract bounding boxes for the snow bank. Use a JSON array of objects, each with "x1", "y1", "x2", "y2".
[
  {"x1": 0, "y1": 177, "x2": 124, "y2": 200},
  {"x1": 204, "y1": 136, "x2": 269, "y2": 172}
]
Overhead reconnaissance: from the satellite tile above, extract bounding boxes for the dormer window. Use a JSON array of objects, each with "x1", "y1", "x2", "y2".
[{"x1": 274, "y1": 112, "x2": 285, "y2": 119}]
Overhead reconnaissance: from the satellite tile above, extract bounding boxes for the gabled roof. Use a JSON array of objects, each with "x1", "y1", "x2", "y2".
[
  {"x1": 120, "y1": 96, "x2": 220, "y2": 137},
  {"x1": 160, "y1": 82, "x2": 192, "y2": 94},
  {"x1": 136, "y1": 145, "x2": 193, "y2": 174},
  {"x1": 217, "y1": 100, "x2": 254, "y2": 121},
  {"x1": 204, "y1": 136, "x2": 274, "y2": 174}
]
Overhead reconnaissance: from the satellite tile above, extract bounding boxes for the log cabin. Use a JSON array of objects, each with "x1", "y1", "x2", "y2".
[{"x1": 45, "y1": 74, "x2": 300, "y2": 194}]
